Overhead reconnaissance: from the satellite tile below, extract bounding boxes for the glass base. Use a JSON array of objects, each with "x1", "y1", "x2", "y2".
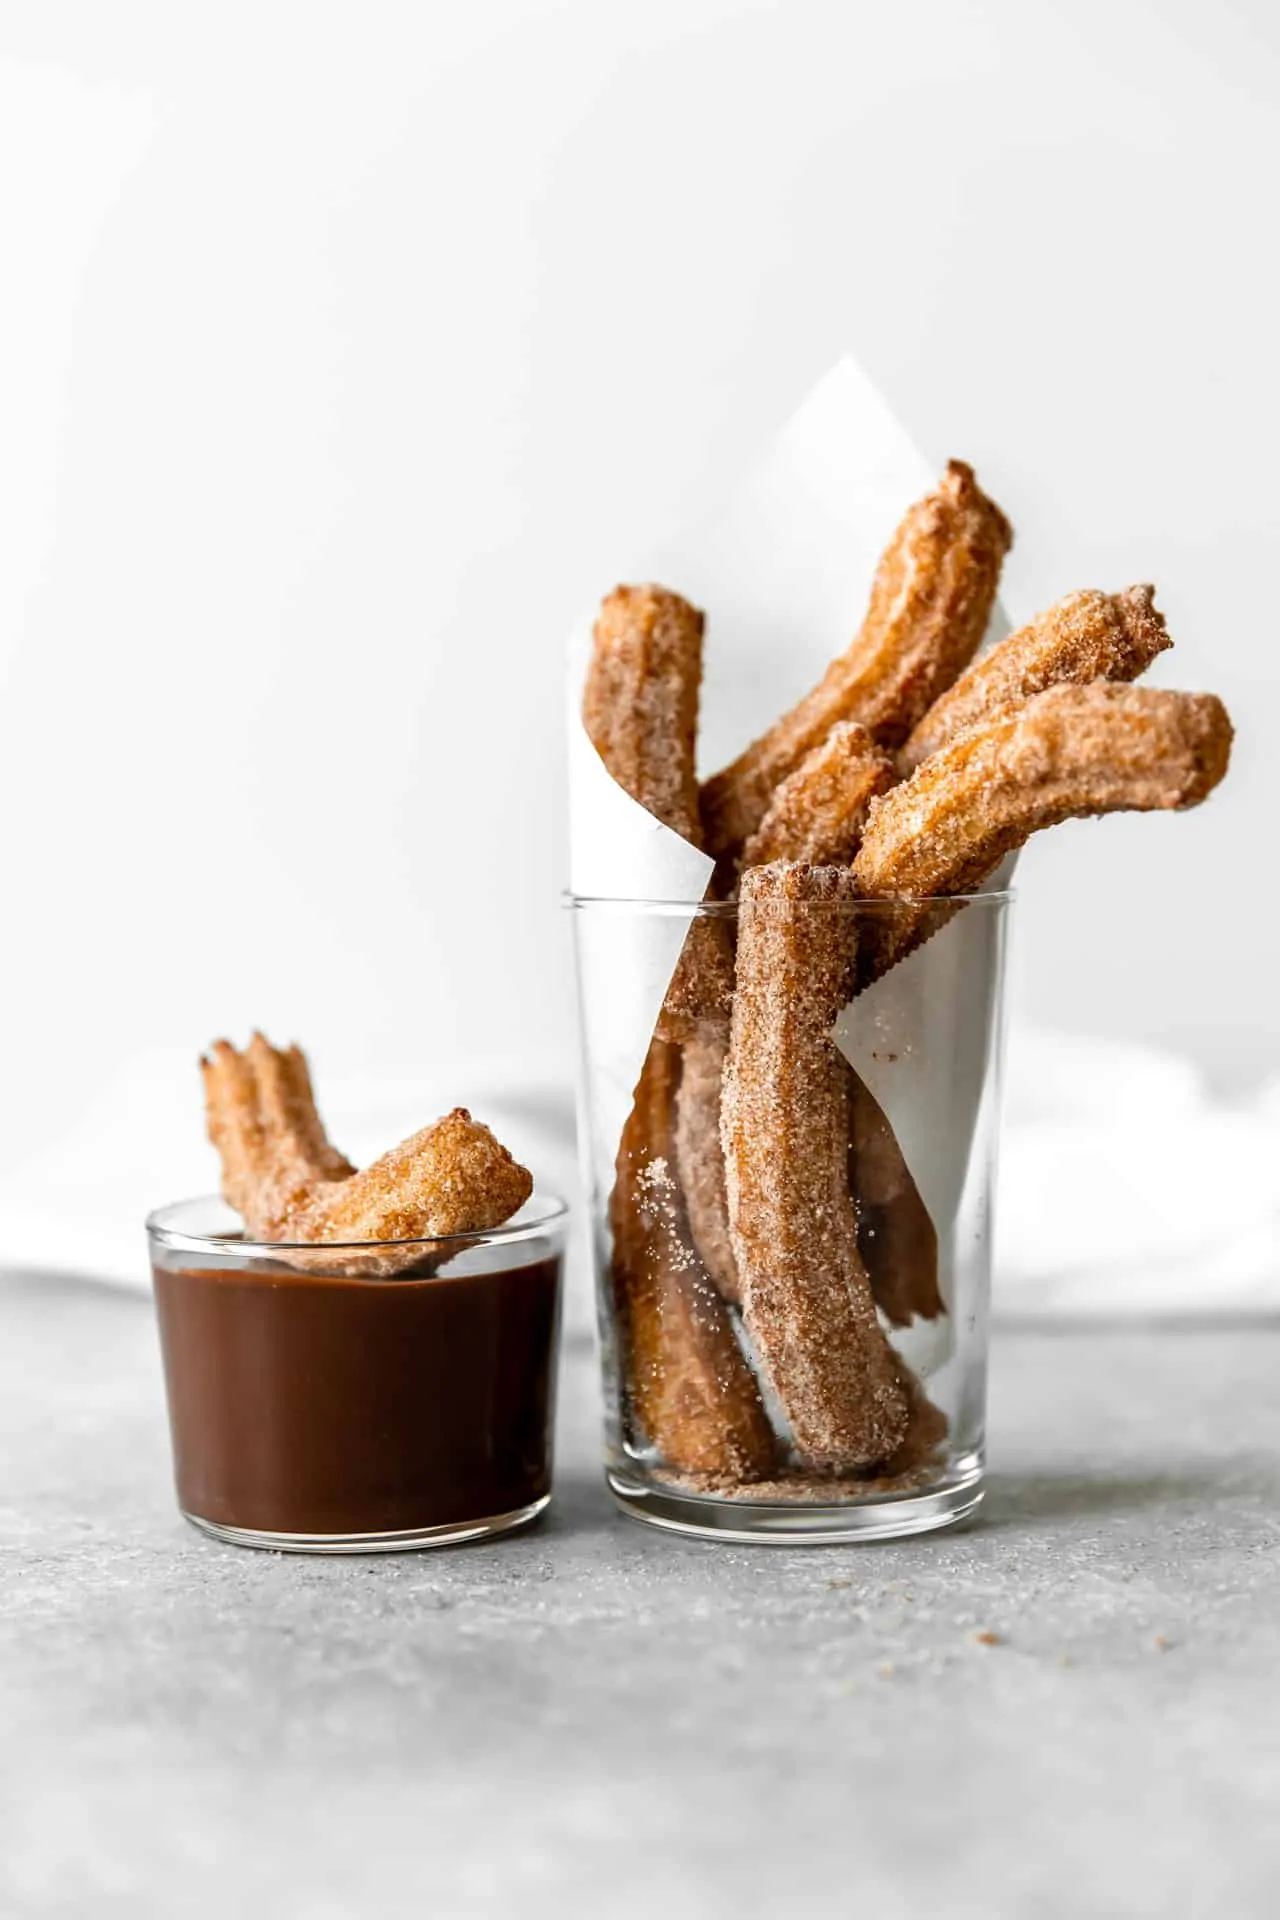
[
  {"x1": 182, "y1": 1493, "x2": 550, "y2": 1555},
  {"x1": 606, "y1": 1465, "x2": 983, "y2": 1544}
]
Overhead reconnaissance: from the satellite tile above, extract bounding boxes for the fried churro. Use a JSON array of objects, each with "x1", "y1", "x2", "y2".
[
  {"x1": 742, "y1": 720, "x2": 896, "y2": 868},
  {"x1": 658, "y1": 910, "x2": 736, "y2": 1041},
  {"x1": 583, "y1": 586, "x2": 766, "y2": 1470},
  {"x1": 736, "y1": 726, "x2": 937, "y2": 1325},
  {"x1": 880, "y1": 1358, "x2": 950, "y2": 1477},
  {"x1": 202, "y1": 1034, "x2": 352, "y2": 1240},
  {"x1": 673, "y1": 1024, "x2": 740, "y2": 1305},
  {"x1": 295, "y1": 1109, "x2": 532, "y2": 1246},
  {"x1": 611, "y1": 1039, "x2": 775, "y2": 1480},
  {"x1": 583, "y1": 585, "x2": 704, "y2": 841},
  {"x1": 899, "y1": 585, "x2": 1172, "y2": 774},
  {"x1": 700, "y1": 462, "x2": 1011, "y2": 867},
  {"x1": 853, "y1": 683, "x2": 1234, "y2": 984},
  {"x1": 584, "y1": 582, "x2": 732, "y2": 1036},
  {"x1": 202, "y1": 1034, "x2": 531, "y2": 1272},
  {"x1": 671, "y1": 1004, "x2": 945, "y2": 1327},
  {"x1": 721, "y1": 863, "x2": 909, "y2": 1470}
]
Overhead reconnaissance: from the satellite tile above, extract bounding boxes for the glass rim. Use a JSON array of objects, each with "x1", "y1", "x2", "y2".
[
  {"x1": 562, "y1": 887, "x2": 1015, "y2": 913},
  {"x1": 145, "y1": 1189, "x2": 569, "y2": 1258}
]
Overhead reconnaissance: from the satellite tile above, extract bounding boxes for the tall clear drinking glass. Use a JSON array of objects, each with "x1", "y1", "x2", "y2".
[{"x1": 568, "y1": 890, "x2": 1011, "y2": 1544}]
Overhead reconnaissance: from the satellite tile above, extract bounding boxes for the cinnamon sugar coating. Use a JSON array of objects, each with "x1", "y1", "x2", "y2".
[
  {"x1": 656, "y1": 913, "x2": 736, "y2": 1042},
  {"x1": 584, "y1": 588, "x2": 761, "y2": 1459},
  {"x1": 671, "y1": 1021, "x2": 943, "y2": 1327},
  {"x1": 583, "y1": 585, "x2": 705, "y2": 841},
  {"x1": 742, "y1": 721, "x2": 896, "y2": 869},
  {"x1": 899, "y1": 584, "x2": 1172, "y2": 774},
  {"x1": 673, "y1": 1024, "x2": 741, "y2": 1305},
  {"x1": 654, "y1": 1349, "x2": 950, "y2": 1497},
  {"x1": 737, "y1": 724, "x2": 936, "y2": 1331},
  {"x1": 700, "y1": 462, "x2": 1011, "y2": 865},
  {"x1": 202, "y1": 1034, "x2": 531, "y2": 1274},
  {"x1": 721, "y1": 864, "x2": 909, "y2": 1469},
  {"x1": 610, "y1": 1039, "x2": 775, "y2": 1480},
  {"x1": 879, "y1": 1358, "x2": 950, "y2": 1477},
  {"x1": 296, "y1": 1109, "x2": 532, "y2": 1246},
  {"x1": 583, "y1": 581, "x2": 732, "y2": 1038},
  {"x1": 853, "y1": 683, "x2": 1234, "y2": 984},
  {"x1": 202, "y1": 1035, "x2": 353, "y2": 1239}
]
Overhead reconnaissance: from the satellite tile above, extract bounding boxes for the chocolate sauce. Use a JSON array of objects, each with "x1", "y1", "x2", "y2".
[{"x1": 153, "y1": 1240, "x2": 561, "y2": 1537}]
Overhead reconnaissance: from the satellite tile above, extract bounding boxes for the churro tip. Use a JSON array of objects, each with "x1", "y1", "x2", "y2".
[
  {"x1": 943, "y1": 459, "x2": 1014, "y2": 550},
  {"x1": 600, "y1": 582, "x2": 705, "y2": 635},
  {"x1": 1181, "y1": 691, "x2": 1234, "y2": 800},
  {"x1": 1116, "y1": 583, "x2": 1173, "y2": 657}
]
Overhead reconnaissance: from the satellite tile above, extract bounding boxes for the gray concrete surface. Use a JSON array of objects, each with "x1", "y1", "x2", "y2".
[{"x1": 2, "y1": 1269, "x2": 1279, "y2": 1919}]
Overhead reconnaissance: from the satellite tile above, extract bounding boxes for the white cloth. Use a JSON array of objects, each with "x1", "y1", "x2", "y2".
[
  {"x1": 998, "y1": 1030, "x2": 1280, "y2": 1315},
  {"x1": 1, "y1": 1031, "x2": 1275, "y2": 1320}
]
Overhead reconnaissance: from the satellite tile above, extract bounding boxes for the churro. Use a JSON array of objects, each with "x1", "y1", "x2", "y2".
[
  {"x1": 294, "y1": 1109, "x2": 532, "y2": 1246},
  {"x1": 880, "y1": 1357, "x2": 950, "y2": 1477},
  {"x1": 583, "y1": 585, "x2": 704, "y2": 842},
  {"x1": 721, "y1": 863, "x2": 909, "y2": 1469},
  {"x1": 658, "y1": 909, "x2": 736, "y2": 1041},
  {"x1": 742, "y1": 720, "x2": 896, "y2": 868},
  {"x1": 700, "y1": 462, "x2": 1011, "y2": 866},
  {"x1": 202, "y1": 1034, "x2": 352, "y2": 1240},
  {"x1": 202, "y1": 1034, "x2": 532, "y2": 1272},
  {"x1": 673, "y1": 1024, "x2": 740, "y2": 1305},
  {"x1": 853, "y1": 683, "x2": 1234, "y2": 983},
  {"x1": 584, "y1": 587, "x2": 763, "y2": 1465},
  {"x1": 670, "y1": 990, "x2": 944, "y2": 1327},
  {"x1": 736, "y1": 727, "x2": 937, "y2": 1326},
  {"x1": 583, "y1": 582, "x2": 732, "y2": 1037},
  {"x1": 845, "y1": 1061, "x2": 943, "y2": 1327},
  {"x1": 611, "y1": 1039, "x2": 775, "y2": 1479},
  {"x1": 899, "y1": 585, "x2": 1172, "y2": 774}
]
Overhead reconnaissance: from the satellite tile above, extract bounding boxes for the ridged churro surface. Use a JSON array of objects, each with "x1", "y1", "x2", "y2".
[
  {"x1": 721, "y1": 864, "x2": 909, "y2": 1469},
  {"x1": 656, "y1": 913, "x2": 736, "y2": 1042},
  {"x1": 610, "y1": 1039, "x2": 775, "y2": 1480},
  {"x1": 584, "y1": 581, "x2": 731, "y2": 1036},
  {"x1": 853, "y1": 683, "x2": 1233, "y2": 983},
  {"x1": 202, "y1": 1035, "x2": 353, "y2": 1240},
  {"x1": 899, "y1": 584, "x2": 1171, "y2": 773},
  {"x1": 583, "y1": 585, "x2": 704, "y2": 841},
  {"x1": 295, "y1": 1109, "x2": 532, "y2": 1245},
  {"x1": 743, "y1": 721, "x2": 896, "y2": 869},
  {"x1": 673, "y1": 1025, "x2": 741, "y2": 1305},
  {"x1": 701, "y1": 462, "x2": 1011, "y2": 864}
]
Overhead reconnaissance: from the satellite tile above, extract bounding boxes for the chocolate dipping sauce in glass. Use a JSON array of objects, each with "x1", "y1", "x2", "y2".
[{"x1": 147, "y1": 1194, "x2": 567, "y2": 1552}]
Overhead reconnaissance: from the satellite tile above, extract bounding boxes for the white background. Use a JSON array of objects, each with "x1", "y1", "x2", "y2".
[{"x1": 1, "y1": 0, "x2": 1276, "y2": 1247}]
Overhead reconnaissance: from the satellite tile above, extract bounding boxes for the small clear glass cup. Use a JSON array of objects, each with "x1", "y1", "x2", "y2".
[
  {"x1": 567, "y1": 891, "x2": 1011, "y2": 1544},
  {"x1": 146, "y1": 1193, "x2": 567, "y2": 1554}
]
